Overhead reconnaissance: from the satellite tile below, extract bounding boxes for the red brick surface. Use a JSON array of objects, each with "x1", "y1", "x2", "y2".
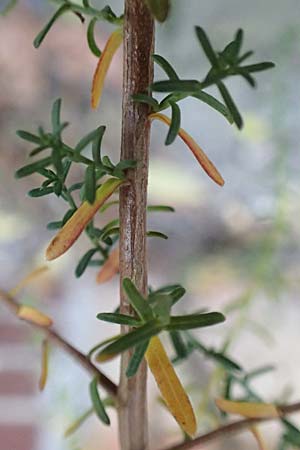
[
  {"x1": 0, "y1": 371, "x2": 36, "y2": 396},
  {"x1": 0, "y1": 425, "x2": 36, "y2": 450}
]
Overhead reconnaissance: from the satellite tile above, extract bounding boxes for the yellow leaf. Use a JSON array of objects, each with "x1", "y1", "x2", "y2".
[
  {"x1": 91, "y1": 27, "x2": 123, "y2": 109},
  {"x1": 250, "y1": 426, "x2": 268, "y2": 450},
  {"x1": 215, "y1": 398, "x2": 279, "y2": 418},
  {"x1": 46, "y1": 178, "x2": 124, "y2": 261},
  {"x1": 18, "y1": 305, "x2": 53, "y2": 328},
  {"x1": 96, "y1": 246, "x2": 119, "y2": 284},
  {"x1": 149, "y1": 112, "x2": 225, "y2": 186},
  {"x1": 39, "y1": 339, "x2": 49, "y2": 391},
  {"x1": 9, "y1": 265, "x2": 49, "y2": 297},
  {"x1": 146, "y1": 336, "x2": 197, "y2": 437}
]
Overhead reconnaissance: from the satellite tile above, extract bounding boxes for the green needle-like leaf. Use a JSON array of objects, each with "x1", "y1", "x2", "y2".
[
  {"x1": 51, "y1": 98, "x2": 62, "y2": 134},
  {"x1": 87, "y1": 18, "x2": 102, "y2": 57},
  {"x1": 96, "y1": 320, "x2": 162, "y2": 361},
  {"x1": 147, "y1": 205, "x2": 175, "y2": 213},
  {"x1": 75, "y1": 248, "x2": 98, "y2": 277},
  {"x1": 195, "y1": 26, "x2": 220, "y2": 68},
  {"x1": 165, "y1": 102, "x2": 181, "y2": 145},
  {"x1": 122, "y1": 278, "x2": 154, "y2": 322},
  {"x1": 75, "y1": 127, "x2": 105, "y2": 154},
  {"x1": 85, "y1": 163, "x2": 96, "y2": 204},
  {"x1": 192, "y1": 91, "x2": 233, "y2": 123},
  {"x1": 170, "y1": 331, "x2": 189, "y2": 359},
  {"x1": 33, "y1": 4, "x2": 71, "y2": 48},
  {"x1": 131, "y1": 94, "x2": 159, "y2": 110},
  {"x1": 126, "y1": 340, "x2": 149, "y2": 377},
  {"x1": 152, "y1": 54, "x2": 179, "y2": 80},
  {"x1": 166, "y1": 312, "x2": 225, "y2": 331},
  {"x1": 217, "y1": 81, "x2": 243, "y2": 129},
  {"x1": 147, "y1": 230, "x2": 168, "y2": 240},
  {"x1": 152, "y1": 79, "x2": 201, "y2": 93},
  {"x1": 16, "y1": 130, "x2": 41, "y2": 144},
  {"x1": 96, "y1": 313, "x2": 142, "y2": 326},
  {"x1": 241, "y1": 62, "x2": 275, "y2": 73},
  {"x1": 15, "y1": 156, "x2": 53, "y2": 178},
  {"x1": 89, "y1": 377, "x2": 110, "y2": 425}
]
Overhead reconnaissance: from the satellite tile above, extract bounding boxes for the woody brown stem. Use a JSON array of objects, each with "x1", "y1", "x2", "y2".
[
  {"x1": 118, "y1": 1, "x2": 154, "y2": 449},
  {"x1": 160, "y1": 402, "x2": 300, "y2": 450},
  {"x1": 0, "y1": 289, "x2": 117, "y2": 397}
]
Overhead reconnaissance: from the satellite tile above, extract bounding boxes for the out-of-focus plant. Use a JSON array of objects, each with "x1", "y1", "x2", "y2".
[{"x1": 2, "y1": 1, "x2": 300, "y2": 450}]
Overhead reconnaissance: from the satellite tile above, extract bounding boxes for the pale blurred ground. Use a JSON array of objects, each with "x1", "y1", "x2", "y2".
[{"x1": 0, "y1": 1, "x2": 300, "y2": 450}]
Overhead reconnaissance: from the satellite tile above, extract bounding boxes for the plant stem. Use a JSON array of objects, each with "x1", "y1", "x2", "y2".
[
  {"x1": 159, "y1": 401, "x2": 300, "y2": 450},
  {"x1": 118, "y1": 1, "x2": 154, "y2": 450},
  {"x1": 0, "y1": 289, "x2": 117, "y2": 397}
]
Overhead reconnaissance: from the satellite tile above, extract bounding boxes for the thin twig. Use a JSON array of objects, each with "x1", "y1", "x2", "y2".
[
  {"x1": 160, "y1": 402, "x2": 300, "y2": 450},
  {"x1": 0, "y1": 288, "x2": 117, "y2": 398}
]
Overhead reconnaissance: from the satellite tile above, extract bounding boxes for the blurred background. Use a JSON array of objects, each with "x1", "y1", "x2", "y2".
[{"x1": 0, "y1": 1, "x2": 300, "y2": 449}]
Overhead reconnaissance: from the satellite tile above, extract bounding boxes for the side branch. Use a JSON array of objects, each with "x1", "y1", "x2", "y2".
[
  {"x1": 0, "y1": 289, "x2": 117, "y2": 398},
  {"x1": 160, "y1": 402, "x2": 300, "y2": 450}
]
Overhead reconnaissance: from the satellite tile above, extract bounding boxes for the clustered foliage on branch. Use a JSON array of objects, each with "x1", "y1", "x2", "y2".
[{"x1": 2, "y1": 0, "x2": 300, "y2": 449}]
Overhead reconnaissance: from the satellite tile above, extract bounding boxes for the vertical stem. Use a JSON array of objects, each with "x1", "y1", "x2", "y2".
[{"x1": 118, "y1": 1, "x2": 154, "y2": 450}]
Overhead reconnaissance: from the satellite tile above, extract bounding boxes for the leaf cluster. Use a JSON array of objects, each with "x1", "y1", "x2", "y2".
[
  {"x1": 94, "y1": 279, "x2": 225, "y2": 377},
  {"x1": 33, "y1": 0, "x2": 123, "y2": 56},
  {"x1": 133, "y1": 27, "x2": 275, "y2": 144}
]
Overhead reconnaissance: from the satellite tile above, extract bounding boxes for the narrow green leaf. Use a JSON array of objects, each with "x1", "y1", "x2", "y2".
[
  {"x1": 85, "y1": 164, "x2": 96, "y2": 204},
  {"x1": 96, "y1": 313, "x2": 142, "y2": 326},
  {"x1": 170, "y1": 330, "x2": 189, "y2": 359},
  {"x1": 87, "y1": 18, "x2": 102, "y2": 57},
  {"x1": 89, "y1": 377, "x2": 110, "y2": 425},
  {"x1": 217, "y1": 82, "x2": 243, "y2": 129},
  {"x1": 147, "y1": 230, "x2": 168, "y2": 240},
  {"x1": 166, "y1": 312, "x2": 225, "y2": 331},
  {"x1": 122, "y1": 278, "x2": 153, "y2": 322},
  {"x1": 47, "y1": 221, "x2": 62, "y2": 230},
  {"x1": 92, "y1": 126, "x2": 105, "y2": 165},
  {"x1": 149, "y1": 284, "x2": 186, "y2": 305},
  {"x1": 147, "y1": 205, "x2": 175, "y2": 213},
  {"x1": 16, "y1": 130, "x2": 41, "y2": 144},
  {"x1": 97, "y1": 320, "x2": 162, "y2": 360},
  {"x1": 88, "y1": 334, "x2": 121, "y2": 359},
  {"x1": 238, "y1": 50, "x2": 254, "y2": 64},
  {"x1": 152, "y1": 54, "x2": 179, "y2": 80},
  {"x1": 192, "y1": 91, "x2": 233, "y2": 123},
  {"x1": 241, "y1": 62, "x2": 275, "y2": 73},
  {"x1": 131, "y1": 93, "x2": 159, "y2": 110},
  {"x1": 75, "y1": 248, "x2": 98, "y2": 278},
  {"x1": 151, "y1": 79, "x2": 201, "y2": 93},
  {"x1": 29, "y1": 145, "x2": 50, "y2": 157},
  {"x1": 209, "y1": 351, "x2": 242, "y2": 372},
  {"x1": 51, "y1": 98, "x2": 62, "y2": 134},
  {"x1": 51, "y1": 146, "x2": 63, "y2": 176},
  {"x1": 165, "y1": 102, "x2": 181, "y2": 145},
  {"x1": 33, "y1": 4, "x2": 71, "y2": 48},
  {"x1": 28, "y1": 186, "x2": 54, "y2": 197},
  {"x1": 126, "y1": 340, "x2": 149, "y2": 377},
  {"x1": 195, "y1": 26, "x2": 220, "y2": 68},
  {"x1": 75, "y1": 127, "x2": 104, "y2": 153},
  {"x1": 15, "y1": 156, "x2": 53, "y2": 178}
]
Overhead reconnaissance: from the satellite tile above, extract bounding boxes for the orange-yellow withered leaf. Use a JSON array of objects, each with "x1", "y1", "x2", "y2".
[
  {"x1": 9, "y1": 265, "x2": 49, "y2": 297},
  {"x1": 18, "y1": 305, "x2": 53, "y2": 328},
  {"x1": 250, "y1": 426, "x2": 269, "y2": 450},
  {"x1": 91, "y1": 27, "x2": 123, "y2": 109},
  {"x1": 96, "y1": 246, "x2": 119, "y2": 284},
  {"x1": 215, "y1": 398, "x2": 279, "y2": 418},
  {"x1": 39, "y1": 339, "x2": 49, "y2": 391},
  {"x1": 149, "y1": 112, "x2": 225, "y2": 186},
  {"x1": 46, "y1": 178, "x2": 124, "y2": 261},
  {"x1": 146, "y1": 336, "x2": 197, "y2": 437}
]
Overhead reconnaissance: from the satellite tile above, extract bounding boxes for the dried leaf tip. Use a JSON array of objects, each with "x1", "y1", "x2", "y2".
[
  {"x1": 96, "y1": 247, "x2": 119, "y2": 284},
  {"x1": 91, "y1": 27, "x2": 123, "y2": 110},
  {"x1": 215, "y1": 398, "x2": 279, "y2": 418},
  {"x1": 39, "y1": 339, "x2": 49, "y2": 391},
  {"x1": 18, "y1": 305, "x2": 53, "y2": 328},
  {"x1": 149, "y1": 112, "x2": 225, "y2": 187},
  {"x1": 46, "y1": 178, "x2": 124, "y2": 261}
]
